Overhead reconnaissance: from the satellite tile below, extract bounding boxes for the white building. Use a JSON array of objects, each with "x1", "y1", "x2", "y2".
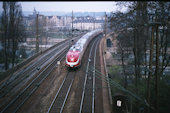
[{"x1": 72, "y1": 16, "x2": 104, "y2": 30}]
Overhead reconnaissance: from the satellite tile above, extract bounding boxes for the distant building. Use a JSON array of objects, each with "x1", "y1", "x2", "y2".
[
  {"x1": 46, "y1": 15, "x2": 72, "y2": 29},
  {"x1": 23, "y1": 10, "x2": 105, "y2": 31},
  {"x1": 23, "y1": 8, "x2": 38, "y2": 28},
  {"x1": 63, "y1": 16, "x2": 72, "y2": 29},
  {"x1": 72, "y1": 16, "x2": 104, "y2": 30}
]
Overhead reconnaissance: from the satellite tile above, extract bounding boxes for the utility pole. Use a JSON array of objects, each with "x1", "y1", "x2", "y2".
[
  {"x1": 93, "y1": 12, "x2": 95, "y2": 30},
  {"x1": 147, "y1": 11, "x2": 161, "y2": 113},
  {"x1": 155, "y1": 23, "x2": 160, "y2": 113},
  {"x1": 45, "y1": 16, "x2": 47, "y2": 48},
  {"x1": 103, "y1": 12, "x2": 107, "y2": 57},
  {"x1": 105, "y1": 12, "x2": 107, "y2": 39},
  {"x1": 147, "y1": 22, "x2": 154, "y2": 113},
  {"x1": 72, "y1": 10, "x2": 73, "y2": 38},
  {"x1": 155, "y1": 10, "x2": 161, "y2": 113},
  {"x1": 81, "y1": 16, "x2": 82, "y2": 31},
  {"x1": 36, "y1": 13, "x2": 39, "y2": 53}
]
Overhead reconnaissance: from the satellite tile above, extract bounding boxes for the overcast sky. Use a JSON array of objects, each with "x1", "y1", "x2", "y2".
[{"x1": 0, "y1": 1, "x2": 127, "y2": 13}]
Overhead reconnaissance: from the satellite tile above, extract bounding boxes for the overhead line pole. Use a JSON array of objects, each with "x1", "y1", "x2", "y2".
[
  {"x1": 36, "y1": 13, "x2": 39, "y2": 53},
  {"x1": 94, "y1": 12, "x2": 95, "y2": 30},
  {"x1": 72, "y1": 10, "x2": 73, "y2": 38},
  {"x1": 105, "y1": 12, "x2": 107, "y2": 39},
  {"x1": 104, "y1": 12, "x2": 107, "y2": 52}
]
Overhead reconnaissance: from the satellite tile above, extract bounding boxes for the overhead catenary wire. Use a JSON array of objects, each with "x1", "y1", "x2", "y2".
[{"x1": 86, "y1": 66, "x2": 152, "y2": 109}]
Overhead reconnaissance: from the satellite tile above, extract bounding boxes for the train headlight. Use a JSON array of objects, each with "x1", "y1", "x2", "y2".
[{"x1": 71, "y1": 58, "x2": 74, "y2": 61}]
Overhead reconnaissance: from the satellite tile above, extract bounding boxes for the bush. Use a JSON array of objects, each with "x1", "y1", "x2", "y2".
[{"x1": 109, "y1": 65, "x2": 122, "y2": 78}]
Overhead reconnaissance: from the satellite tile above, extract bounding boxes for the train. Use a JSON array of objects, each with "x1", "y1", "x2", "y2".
[{"x1": 65, "y1": 29, "x2": 103, "y2": 68}]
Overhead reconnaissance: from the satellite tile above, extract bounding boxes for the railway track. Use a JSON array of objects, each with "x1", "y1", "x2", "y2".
[
  {"x1": 0, "y1": 38, "x2": 68, "y2": 88},
  {"x1": 0, "y1": 34, "x2": 85, "y2": 113},
  {"x1": 0, "y1": 35, "x2": 82, "y2": 104},
  {"x1": 0, "y1": 43, "x2": 69, "y2": 113},
  {"x1": 0, "y1": 32, "x2": 104, "y2": 113},
  {"x1": 0, "y1": 40, "x2": 66, "y2": 96},
  {"x1": 46, "y1": 33, "x2": 102, "y2": 113},
  {"x1": 79, "y1": 35, "x2": 101, "y2": 113},
  {"x1": 47, "y1": 70, "x2": 77, "y2": 113}
]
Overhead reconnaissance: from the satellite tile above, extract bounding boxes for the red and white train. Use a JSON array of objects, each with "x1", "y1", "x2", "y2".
[{"x1": 65, "y1": 29, "x2": 102, "y2": 68}]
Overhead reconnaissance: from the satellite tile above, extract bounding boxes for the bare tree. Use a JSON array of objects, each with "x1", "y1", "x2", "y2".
[
  {"x1": 1, "y1": 1, "x2": 25, "y2": 69},
  {"x1": 9, "y1": 2, "x2": 25, "y2": 67},
  {"x1": 117, "y1": 30, "x2": 133, "y2": 89},
  {"x1": 1, "y1": 2, "x2": 9, "y2": 70},
  {"x1": 108, "y1": 1, "x2": 170, "y2": 113}
]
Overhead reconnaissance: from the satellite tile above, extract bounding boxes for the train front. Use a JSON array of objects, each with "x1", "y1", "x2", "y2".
[{"x1": 65, "y1": 46, "x2": 80, "y2": 68}]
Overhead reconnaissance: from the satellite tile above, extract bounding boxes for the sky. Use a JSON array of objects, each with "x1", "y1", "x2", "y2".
[{"x1": 0, "y1": 1, "x2": 127, "y2": 13}]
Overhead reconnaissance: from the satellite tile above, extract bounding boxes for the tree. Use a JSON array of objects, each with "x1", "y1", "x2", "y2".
[
  {"x1": 109, "y1": 1, "x2": 150, "y2": 112},
  {"x1": 1, "y1": 2, "x2": 9, "y2": 70},
  {"x1": 1, "y1": 1, "x2": 25, "y2": 69},
  {"x1": 147, "y1": 2, "x2": 170, "y2": 113},
  {"x1": 109, "y1": 1, "x2": 170, "y2": 113},
  {"x1": 117, "y1": 30, "x2": 133, "y2": 89},
  {"x1": 9, "y1": 2, "x2": 25, "y2": 67}
]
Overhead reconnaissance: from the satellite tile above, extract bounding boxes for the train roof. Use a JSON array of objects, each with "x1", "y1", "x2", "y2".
[
  {"x1": 71, "y1": 29, "x2": 102, "y2": 52},
  {"x1": 69, "y1": 45, "x2": 80, "y2": 51}
]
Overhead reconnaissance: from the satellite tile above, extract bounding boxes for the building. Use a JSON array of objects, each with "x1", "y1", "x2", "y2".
[
  {"x1": 72, "y1": 16, "x2": 105, "y2": 30},
  {"x1": 23, "y1": 9, "x2": 105, "y2": 31}
]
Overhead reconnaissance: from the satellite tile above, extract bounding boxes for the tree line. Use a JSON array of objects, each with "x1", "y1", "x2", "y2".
[{"x1": 108, "y1": 1, "x2": 170, "y2": 113}]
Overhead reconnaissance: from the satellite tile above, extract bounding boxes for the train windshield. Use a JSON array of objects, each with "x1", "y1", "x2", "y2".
[{"x1": 69, "y1": 46, "x2": 80, "y2": 52}]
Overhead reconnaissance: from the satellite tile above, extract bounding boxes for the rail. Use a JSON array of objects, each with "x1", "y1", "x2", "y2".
[
  {"x1": 0, "y1": 44, "x2": 69, "y2": 113},
  {"x1": 47, "y1": 71, "x2": 76, "y2": 113},
  {"x1": 79, "y1": 36, "x2": 101, "y2": 113}
]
